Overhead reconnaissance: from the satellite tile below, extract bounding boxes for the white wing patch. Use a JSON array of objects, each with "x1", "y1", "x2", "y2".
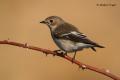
[
  {"x1": 71, "y1": 31, "x2": 80, "y2": 35},
  {"x1": 61, "y1": 31, "x2": 86, "y2": 38}
]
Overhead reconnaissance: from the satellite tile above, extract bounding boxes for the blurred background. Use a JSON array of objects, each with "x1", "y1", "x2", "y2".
[{"x1": 0, "y1": 0, "x2": 120, "y2": 80}]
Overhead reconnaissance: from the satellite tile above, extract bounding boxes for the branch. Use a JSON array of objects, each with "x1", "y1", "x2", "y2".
[{"x1": 0, "y1": 40, "x2": 120, "y2": 80}]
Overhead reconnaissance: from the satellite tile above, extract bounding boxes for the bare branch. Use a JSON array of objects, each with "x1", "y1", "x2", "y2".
[{"x1": 0, "y1": 40, "x2": 120, "y2": 80}]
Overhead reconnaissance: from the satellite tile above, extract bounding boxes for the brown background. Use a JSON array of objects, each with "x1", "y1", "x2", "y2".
[{"x1": 0, "y1": 0, "x2": 120, "y2": 80}]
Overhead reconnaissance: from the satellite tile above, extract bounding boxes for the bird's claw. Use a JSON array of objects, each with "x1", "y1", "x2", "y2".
[
  {"x1": 53, "y1": 50, "x2": 67, "y2": 57},
  {"x1": 71, "y1": 58, "x2": 75, "y2": 63}
]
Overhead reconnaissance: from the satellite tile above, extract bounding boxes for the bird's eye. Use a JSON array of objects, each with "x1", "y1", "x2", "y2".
[{"x1": 50, "y1": 20, "x2": 53, "y2": 23}]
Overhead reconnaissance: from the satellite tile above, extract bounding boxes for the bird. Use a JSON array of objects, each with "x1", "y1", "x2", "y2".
[{"x1": 40, "y1": 16, "x2": 105, "y2": 61}]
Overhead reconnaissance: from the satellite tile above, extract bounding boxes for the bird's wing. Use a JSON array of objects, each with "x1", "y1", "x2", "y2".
[{"x1": 54, "y1": 31, "x2": 104, "y2": 48}]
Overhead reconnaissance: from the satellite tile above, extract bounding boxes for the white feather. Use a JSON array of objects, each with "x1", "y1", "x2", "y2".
[{"x1": 61, "y1": 31, "x2": 85, "y2": 37}]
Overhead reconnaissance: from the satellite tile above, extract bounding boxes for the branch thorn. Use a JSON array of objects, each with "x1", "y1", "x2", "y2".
[
  {"x1": 81, "y1": 65, "x2": 87, "y2": 70},
  {"x1": 106, "y1": 69, "x2": 110, "y2": 73},
  {"x1": 24, "y1": 43, "x2": 28, "y2": 48}
]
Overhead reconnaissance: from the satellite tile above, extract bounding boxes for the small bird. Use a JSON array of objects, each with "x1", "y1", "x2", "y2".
[{"x1": 40, "y1": 16, "x2": 105, "y2": 60}]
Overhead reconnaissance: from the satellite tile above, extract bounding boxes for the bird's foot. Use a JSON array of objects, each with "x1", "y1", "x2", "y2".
[
  {"x1": 71, "y1": 51, "x2": 77, "y2": 63},
  {"x1": 53, "y1": 50, "x2": 67, "y2": 57},
  {"x1": 71, "y1": 57, "x2": 75, "y2": 63}
]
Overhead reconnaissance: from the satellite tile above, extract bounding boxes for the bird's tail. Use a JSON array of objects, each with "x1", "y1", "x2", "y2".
[
  {"x1": 91, "y1": 44, "x2": 105, "y2": 52},
  {"x1": 95, "y1": 44, "x2": 105, "y2": 48},
  {"x1": 91, "y1": 47, "x2": 96, "y2": 52}
]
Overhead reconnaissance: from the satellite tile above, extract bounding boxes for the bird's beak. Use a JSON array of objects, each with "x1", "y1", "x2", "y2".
[{"x1": 40, "y1": 21, "x2": 46, "y2": 24}]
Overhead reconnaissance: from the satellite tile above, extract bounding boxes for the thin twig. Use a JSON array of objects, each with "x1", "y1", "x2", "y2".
[{"x1": 0, "y1": 40, "x2": 120, "y2": 80}]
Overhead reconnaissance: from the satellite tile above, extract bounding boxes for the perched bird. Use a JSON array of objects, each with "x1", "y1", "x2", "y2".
[{"x1": 40, "y1": 16, "x2": 105, "y2": 60}]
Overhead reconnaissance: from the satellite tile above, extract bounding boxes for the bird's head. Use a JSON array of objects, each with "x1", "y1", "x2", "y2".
[{"x1": 40, "y1": 16, "x2": 65, "y2": 30}]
